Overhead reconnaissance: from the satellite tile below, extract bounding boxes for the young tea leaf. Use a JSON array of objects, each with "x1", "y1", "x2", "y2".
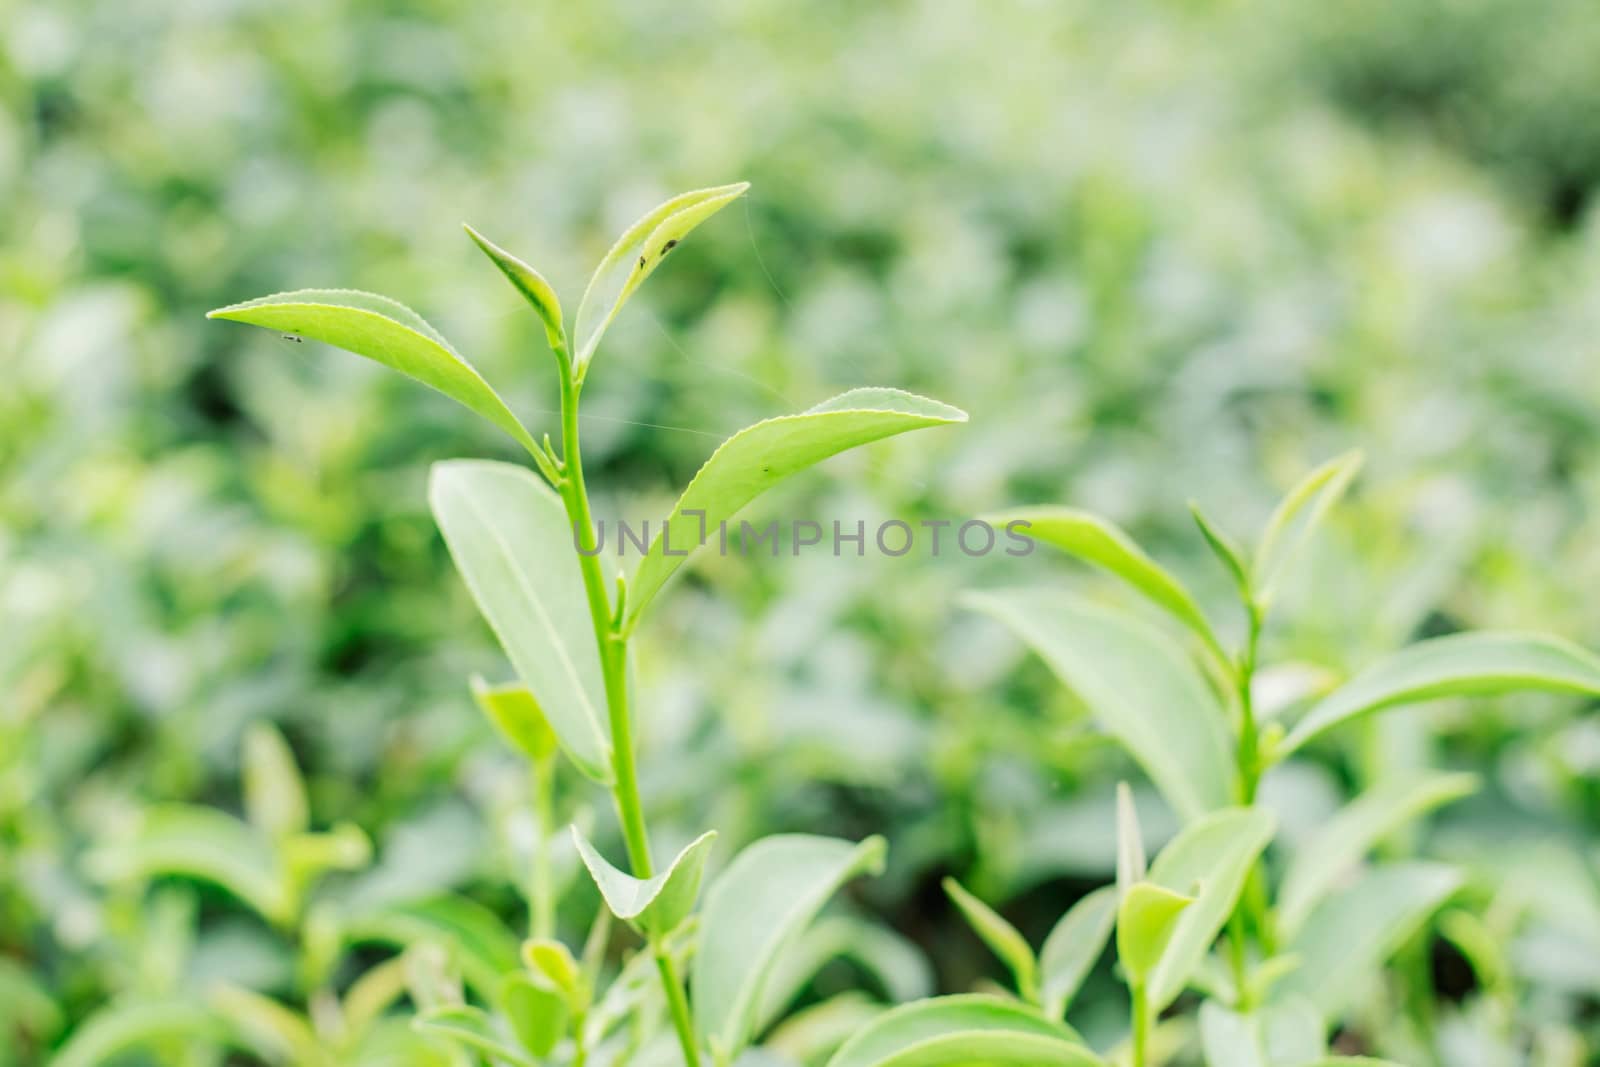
[
  {"x1": 964, "y1": 590, "x2": 1236, "y2": 821},
  {"x1": 207, "y1": 289, "x2": 538, "y2": 456},
  {"x1": 984, "y1": 506, "x2": 1227, "y2": 667},
  {"x1": 1145, "y1": 807, "x2": 1277, "y2": 1011},
  {"x1": 412, "y1": 1005, "x2": 537, "y2": 1067},
  {"x1": 1115, "y1": 781, "x2": 1146, "y2": 893},
  {"x1": 572, "y1": 827, "x2": 717, "y2": 937},
  {"x1": 430, "y1": 461, "x2": 611, "y2": 782},
  {"x1": 1253, "y1": 450, "x2": 1363, "y2": 603},
  {"x1": 1188, "y1": 502, "x2": 1251, "y2": 599},
  {"x1": 573, "y1": 182, "x2": 749, "y2": 374},
  {"x1": 463, "y1": 224, "x2": 565, "y2": 352},
  {"x1": 242, "y1": 721, "x2": 309, "y2": 838},
  {"x1": 1277, "y1": 772, "x2": 1479, "y2": 938},
  {"x1": 470, "y1": 676, "x2": 559, "y2": 763},
  {"x1": 693, "y1": 834, "x2": 887, "y2": 1062},
  {"x1": 1116, "y1": 883, "x2": 1194, "y2": 984},
  {"x1": 344, "y1": 895, "x2": 522, "y2": 1002},
  {"x1": 1280, "y1": 631, "x2": 1600, "y2": 756},
  {"x1": 1281, "y1": 862, "x2": 1462, "y2": 1018},
  {"x1": 1039, "y1": 886, "x2": 1117, "y2": 1020},
  {"x1": 501, "y1": 973, "x2": 567, "y2": 1057},
  {"x1": 626, "y1": 388, "x2": 967, "y2": 626},
  {"x1": 824, "y1": 995, "x2": 1101, "y2": 1067},
  {"x1": 942, "y1": 878, "x2": 1039, "y2": 1002}
]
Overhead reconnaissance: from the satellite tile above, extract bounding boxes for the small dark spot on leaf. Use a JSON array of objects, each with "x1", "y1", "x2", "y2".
[
  {"x1": 661, "y1": 239, "x2": 678, "y2": 256},
  {"x1": 281, "y1": 334, "x2": 303, "y2": 343},
  {"x1": 637, "y1": 255, "x2": 647, "y2": 270}
]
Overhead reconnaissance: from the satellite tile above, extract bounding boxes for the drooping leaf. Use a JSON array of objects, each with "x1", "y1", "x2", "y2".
[
  {"x1": 573, "y1": 182, "x2": 749, "y2": 373},
  {"x1": 824, "y1": 996, "x2": 1102, "y2": 1067},
  {"x1": 942, "y1": 878, "x2": 1038, "y2": 1002},
  {"x1": 1116, "y1": 781, "x2": 1146, "y2": 893},
  {"x1": 464, "y1": 224, "x2": 564, "y2": 351},
  {"x1": 210, "y1": 984, "x2": 328, "y2": 1066},
  {"x1": 242, "y1": 722, "x2": 309, "y2": 838},
  {"x1": 1277, "y1": 772, "x2": 1479, "y2": 938},
  {"x1": 965, "y1": 590, "x2": 1236, "y2": 821},
  {"x1": 757, "y1": 917, "x2": 935, "y2": 1031},
  {"x1": 430, "y1": 460, "x2": 611, "y2": 782},
  {"x1": 1116, "y1": 883, "x2": 1193, "y2": 984},
  {"x1": 1253, "y1": 451, "x2": 1363, "y2": 602},
  {"x1": 86, "y1": 805, "x2": 289, "y2": 924},
  {"x1": 501, "y1": 973, "x2": 567, "y2": 1057},
  {"x1": 694, "y1": 834, "x2": 887, "y2": 1061},
  {"x1": 1280, "y1": 632, "x2": 1600, "y2": 755},
  {"x1": 412, "y1": 1006, "x2": 536, "y2": 1067},
  {"x1": 1281, "y1": 862, "x2": 1463, "y2": 1018},
  {"x1": 627, "y1": 388, "x2": 967, "y2": 625},
  {"x1": 344, "y1": 895, "x2": 521, "y2": 1002},
  {"x1": 470, "y1": 676, "x2": 559, "y2": 763},
  {"x1": 207, "y1": 289, "x2": 537, "y2": 455},
  {"x1": 573, "y1": 827, "x2": 717, "y2": 936},
  {"x1": 985, "y1": 507, "x2": 1227, "y2": 666},
  {"x1": 47, "y1": 1000, "x2": 224, "y2": 1067},
  {"x1": 1146, "y1": 807, "x2": 1277, "y2": 1010},
  {"x1": 1039, "y1": 886, "x2": 1117, "y2": 1019}
]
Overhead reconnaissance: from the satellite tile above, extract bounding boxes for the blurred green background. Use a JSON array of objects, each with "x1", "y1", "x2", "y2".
[{"x1": 4, "y1": 0, "x2": 1600, "y2": 1061}]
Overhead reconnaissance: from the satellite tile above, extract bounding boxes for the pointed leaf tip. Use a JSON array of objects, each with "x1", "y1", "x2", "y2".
[{"x1": 463, "y1": 223, "x2": 565, "y2": 351}]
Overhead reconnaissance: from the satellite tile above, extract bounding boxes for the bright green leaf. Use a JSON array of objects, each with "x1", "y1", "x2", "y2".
[
  {"x1": 985, "y1": 506, "x2": 1227, "y2": 666},
  {"x1": 412, "y1": 1005, "x2": 536, "y2": 1067},
  {"x1": 573, "y1": 827, "x2": 717, "y2": 936},
  {"x1": 1039, "y1": 886, "x2": 1117, "y2": 1020},
  {"x1": 464, "y1": 224, "x2": 565, "y2": 351},
  {"x1": 1253, "y1": 450, "x2": 1363, "y2": 602},
  {"x1": 573, "y1": 182, "x2": 749, "y2": 373},
  {"x1": 942, "y1": 878, "x2": 1039, "y2": 1002},
  {"x1": 693, "y1": 834, "x2": 887, "y2": 1061},
  {"x1": 1146, "y1": 807, "x2": 1277, "y2": 1011},
  {"x1": 964, "y1": 590, "x2": 1236, "y2": 821},
  {"x1": 501, "y1": 973, "x2": 567, "y2": 1058},
  {"x1": 1281, "y1": 862, "x2": 1463, "y2": 1018},
  {"x1": 1278, "y1": 772, "x2": 1479, "y2": 938},
  {"x1": 1280, "y1": 632, "x2": 1600, "y2": 755},
  {"x1": 47, "y1": 1000, "x2": 224, "y2": 1067},
  {"x1": 824, "y1": 996, "x2": 1102, "y2": 1067},
  {"x1": 470, "y1": 676, "x2": 559, "y2": 763},
  {"x1": 430, "y1": 460, "x2": 611, "y2": 782},
  {"x1": 627, "y1": 388, "x2": 967, "y2": 626},
  {"x1": 207, "y1": 289, "x2": 537, "y2": 456},
  {"x1": 242, "y1": 721, "x2": 309, "y2": 838},
  {"x1": 1116, "y1": 883, "x2": 1193, "y2": 984}
]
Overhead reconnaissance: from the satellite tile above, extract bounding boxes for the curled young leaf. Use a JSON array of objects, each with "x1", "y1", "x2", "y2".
[
  {"x1": 942, "y1": 878, "x2": 1039, "y2": 1003},
  {"x1": 463, "y1": 224, "x2": 565, "y2": 353},
  {"x1": 470, "y1": 676, "x2": 559, "y2": 763},
  {"x1": 573, "y1": 182, "x2": 750, "y2": 374},
  {"x1": 430, "y1": 461, "x2": 612, "y2": 782},
  {"x1": 1280, "y1": 631, "x2": 1600, "y2": 755},
  {"x1": 1116, "y1": 883, "x2": 1194, "y2": 985},
  {"x1": 627, "y1": 388, "x2": 967, "y2": 626},
  {"x1": 572, "y1": 827, "x2": 717, "y2": 937},
  {"x1": 207, "y1": 289, "x2": 537, "y2": 456},
  {"x1": 985, "y1": 506, "x2": 1227, "y2": 668}
]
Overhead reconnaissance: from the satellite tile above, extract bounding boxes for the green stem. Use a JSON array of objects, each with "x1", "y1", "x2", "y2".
[
  {"x1": 1228, "y1": 599, "x2": 1265, "y2": 1004},
  {"x1": 552, "y1": 339, "x2": 700, "y2": 1067},
  {"x1": 530, "y1": 753, "x2": 555, "y2": 939},
  {"x1": 1130, "y1": 982, "x2": 1149, "y2": 1067}
]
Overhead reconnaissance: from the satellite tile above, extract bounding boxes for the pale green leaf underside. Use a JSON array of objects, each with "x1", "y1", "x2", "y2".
[
  {"x1": 573, "y1": 827, "x2": 716, "y2": 935},
  {"x1": 1039, "y1": 886, "x2": 1117, "y2": 1019},
  {"x1": 627, "y1": 388, "x2": 967, "y2": 626},
  {"x1": 942, "y1": 878, "x2": 1038, "y2": 1000},
  {"x1": 986, "y1": 506, "x2": 1226, "y2": 666},
  {"x1": 413, "y1": 1006, "x2": 536, "y2": 1067},
  {"x1": 574, "y1": 182, "x2": 749, "y2": 373},
  {"x1": 1277, "y1": 771, "x2": 1478, "y2": 938},
  {"x1": 757, "y1": 917, "x2": 935, "y2": 1031},
  {"x1": 1198, "y1": 997, "x2": 1325, "y2": 1067},
  {"x1": 693, "y1": 834, "x2": 887, "y2": 1060},
  {"x1": 430, "y1": 461, "x2": 611, "y2": 782},
  {"x1": 1116, "y1": 781, "x2": 1146, "y2": 893},
  {"x1": 965, "y1": 589, "x2": 1236, "y2": 821},
  {"x1": 1146, "y1": 807, "x2": 1277, "y2": 1011},
  {"x1": 48, "y1": 1000, "x2": 224, "y2": 1067},
  {"x1": 1282, "y1": 631, "x2": 1600, "y2": 755},
  {"x1": 825, "y1": 996, "x2": 1100, "y2": 1067},
  {"x1": 1283, "y1": 862, "x2": 1462, "y2": 1019},
  {"x1": 207, "y1": 289, "x2": 536, "y2": 455}
]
